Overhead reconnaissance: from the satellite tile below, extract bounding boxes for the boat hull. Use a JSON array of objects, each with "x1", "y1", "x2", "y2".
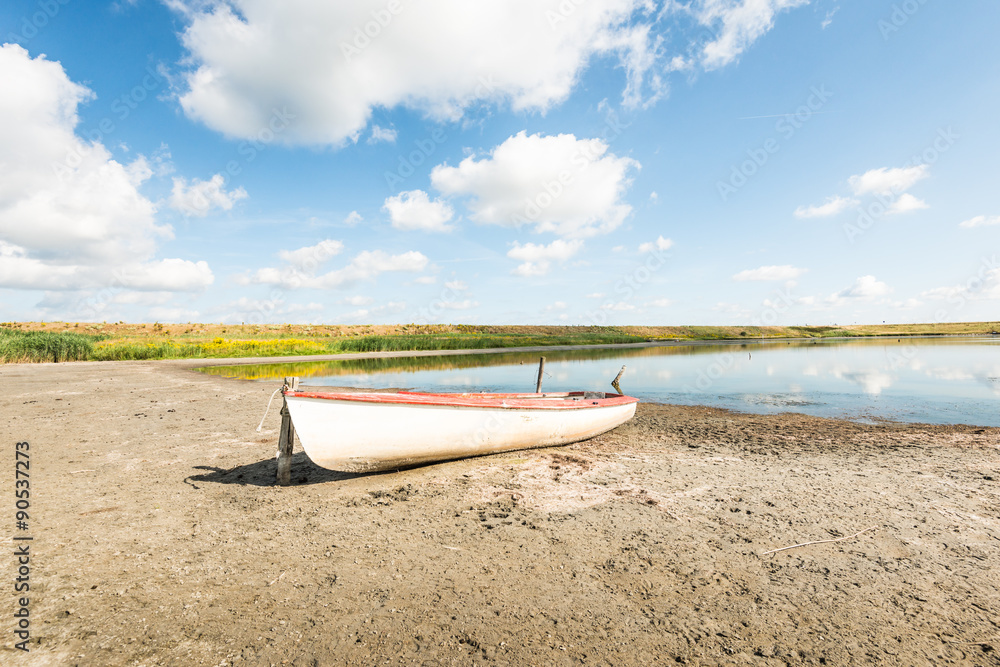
[{"x1": 284, "y1": 391, "x2": 638, "y2": 473}]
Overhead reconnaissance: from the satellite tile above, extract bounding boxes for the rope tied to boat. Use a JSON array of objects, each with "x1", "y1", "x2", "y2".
[{"x1": 255, "y1": 386, "x2": 284, "y2": 432}]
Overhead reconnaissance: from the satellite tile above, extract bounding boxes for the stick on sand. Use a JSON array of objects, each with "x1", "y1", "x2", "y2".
[{"x1": 761, "y1": 525, "x2": 878, "y2": 555}]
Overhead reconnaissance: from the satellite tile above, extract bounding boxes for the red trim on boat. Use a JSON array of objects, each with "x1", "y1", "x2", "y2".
[{"x1": 284, "y1": 390, "x2": 638, "y2": 410}]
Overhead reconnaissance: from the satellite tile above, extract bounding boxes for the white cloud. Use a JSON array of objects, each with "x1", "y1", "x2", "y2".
[
  {"x1": 413, "y1": 275, "x2": 438, "y2": 284},
  {"x1": 337, "y1": 300, "x2": 408, "y2": 322},
  {"x1": 848, "y1": 165, "x2": 928, "y2": 196},
  {"x1": 246, "y1": 246, "x2": 428, "y2": 289},
  {"x1": 0, "y1": 241, "x2": 213, "y2": 292},
  {"x1": 0, "y1": 45, "x2": 163, "y2": 264},
  {"x1": 829, "y1": 275, "x2": 892, "y2": 302},
  {"x1": 171, "y1": 0, "x2": 664, "y2": 146},
  {"x1": 109, "y1": 291, "x2": 175, "y2": 306},
  {"x1": 959, "y1": 215, "x2": 1000, "y2": 229},
  {"x1": 432, "y1": 132, "x2": 638, "y2": 238},
  {"x1": 368, "y1": 125, "x2": 397, "y2": 144},
  {"x1": 585, "y1": 292, "x2": 605, "y2": 298},
  {"x1": 886, "y1": 192, "x2": 928, "y2": 215},
  {"x1": 169, "y1": 174, "x2": 248, "y2": 217},
  {"x1": 382, "y1": 190, "x2": 454, "y2": 232},
  {"x1": 712, "y1": 301, "x2": 749, "y2": 316},
  {"x1": 507, "y1": 239, "x2": 584, "y2": 277},
  {"x1": 0, "y1": 241, "x2": 76, "y2": 290},
  {"x1": 338, "y1": 295, "x2": 373, "y2": 306},
  {"x1": 336, "y1": 300, "x2": 407, "y2": 322},
  {"x1": 438, "y1": 300, "x2": 479, "y2": 310},
  {"x1": 605, "y1": 301, "x2": 636, "y2": 311},
  {"x1": 344, "y1": 210, "x2": 363, "y2": 226},
  {"x1": 821, "y1": 7, "x2": 839, "y2": 29},
  {"x1": 212, "y1": 296, "x2": 327, "y2": 324},
  {"x1": 117, "y1": 259, "x2": 215, "y2": 291},
  {"x1": 694, "y1": 0, "x2": 810, "y2": 70},
  {"x1": 444, "y1": 280, "x2": 468, "y2": 290},
  {"x1": 733, "y1": 265, "x2": 806, "y2": 281},
  {"x1": 148, "y1": 307, "x2": 202, "y2": 323},
  {"x1": 0, "y1": 45, "x2": 213, "y2": 295},
  {"x1": 647, "y1": 298, "x2": 672, "y2": 307},
  {"x1": 638, "y1": 235, "x2": 673, "y2": 253},
  {"x1": 512, "y1": 263, "x2": 549, "y2": 278},
  {"x1": 921, "y1": 268, "x2": 1000, "y2": 302},
  {"x1": 794, "y1": 196, "x2": 857, "y2": 219},
  {"x1": 277, "y1": 239, "x2": 344, "y2": 270}
]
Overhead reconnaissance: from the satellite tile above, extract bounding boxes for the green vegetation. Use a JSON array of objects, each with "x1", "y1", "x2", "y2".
[
  {"x1": 330, "y1": 332, "x2": 641, "y2": 353},
  {"x1": 2, "y1": 320, "x2": 997, "y2": 364},
  {"x1": 91, "y1": 337, "x2": 328, "y2": 361},
  {"x1": 0, "y1": 328, "x2": 102, "y2": 363}
]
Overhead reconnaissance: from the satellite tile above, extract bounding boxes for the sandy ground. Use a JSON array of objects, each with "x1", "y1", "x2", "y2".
[{"x1": 1, "y1": 359, "x2": 999, "y2": 666}]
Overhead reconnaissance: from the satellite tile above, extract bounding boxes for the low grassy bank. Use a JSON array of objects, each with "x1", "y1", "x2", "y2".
[
  {"x1": 2, "y1": 321, "x2": 997, "y2": 364},
  {"x1": 0, "y1": 325, "x2": 644, "y2": 363},
  {"x1": 0, "y1": 328, "x2": 104, "y2": 363}
]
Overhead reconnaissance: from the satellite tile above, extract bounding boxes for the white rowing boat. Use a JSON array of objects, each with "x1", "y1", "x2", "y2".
[{"x1": 283, "y1": 389, "x2": 638, "y2": 473}]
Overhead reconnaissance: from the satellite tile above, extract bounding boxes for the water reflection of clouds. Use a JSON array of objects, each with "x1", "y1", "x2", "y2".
[
  {"x1": 830, "y1": 364, "x2": 895, "y2": 395},
  {"x1": 923, "y1": 364, "x2": 1000, "y2": 395},
  {"x1": 971, "y1": 365, "x2": 1000, "y2": 395},
  {"x1": 925, "y1": 367, "x2": 975, "y2": 381},
  {"x1": 845, "y1": 372, "x2": 894, "y2": 395}
]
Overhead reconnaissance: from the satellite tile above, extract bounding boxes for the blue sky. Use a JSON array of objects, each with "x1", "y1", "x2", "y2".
[{"x1": 1, "y1": 0, "x2": 998, "y2": 326}]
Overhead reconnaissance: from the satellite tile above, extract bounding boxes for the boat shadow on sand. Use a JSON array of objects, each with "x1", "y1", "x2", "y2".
[{"x1": 184, "y1": 452, "x2": 382, "y2": 487}]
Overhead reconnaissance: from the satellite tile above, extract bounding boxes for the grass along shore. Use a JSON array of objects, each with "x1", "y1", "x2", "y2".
[{"x1": 1, "y1": 320, "x2": 997, "y2": 364}]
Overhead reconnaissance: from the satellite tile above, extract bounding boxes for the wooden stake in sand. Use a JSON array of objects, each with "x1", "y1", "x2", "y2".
[
  {"x1": 535, "y1": 356, "x2": 545, "y2": 393},
  {"x1": 276, "y1": 376, "x2": 299, "y2": 486},
  {"x1": 611, "y1": 365, "x2": 626, "y2": 394},
  {"x1": 761, "y1": 525, "x2": 878, "y2": 555}
]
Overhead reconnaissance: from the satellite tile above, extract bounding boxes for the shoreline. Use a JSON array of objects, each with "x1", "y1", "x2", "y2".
[
  {"x1": 1, "y1": 359, "x2": 998, "y2": 664},
  {"x1": 53, "y1": 331, "x2": 1000, "y2": 369}
]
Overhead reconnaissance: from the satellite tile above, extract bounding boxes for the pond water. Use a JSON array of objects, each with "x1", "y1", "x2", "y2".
[{"x1": 201, "y1": 337, "x2": 1000, "y2": 426}]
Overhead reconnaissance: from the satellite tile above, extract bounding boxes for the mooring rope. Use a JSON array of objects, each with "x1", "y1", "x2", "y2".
[{"x1": 255, "y1": 386, "x2": 283, "y2": 432}]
